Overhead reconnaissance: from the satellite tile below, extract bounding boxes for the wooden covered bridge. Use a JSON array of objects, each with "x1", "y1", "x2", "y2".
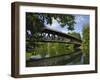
[{"x1": 29, "y1": 27, "x2": 82, "y2": 46}]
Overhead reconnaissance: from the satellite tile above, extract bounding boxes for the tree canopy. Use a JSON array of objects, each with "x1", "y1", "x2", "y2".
[{"x1": 26, "y1": 12, "x2": 76, "y2": 34}]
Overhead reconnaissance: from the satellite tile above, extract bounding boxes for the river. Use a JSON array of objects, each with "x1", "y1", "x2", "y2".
[{"x1": 26, "y1": 50, "x2": 86, "y2": 67}]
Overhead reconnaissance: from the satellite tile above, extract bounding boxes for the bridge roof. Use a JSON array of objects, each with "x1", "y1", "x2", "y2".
[{"x1": 42, "y1": 27, "x2": 82, "y2": 43}]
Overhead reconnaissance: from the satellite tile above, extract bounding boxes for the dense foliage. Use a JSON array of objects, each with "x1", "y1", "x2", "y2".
[
  {"x1": 26, "y1": 42, "x2": 75, "y2": 59},
  {"x1": 81, "y1": 24, "x2": 89, "y2": 64},
  {"x1": 68, "y1": 32, "x2": 81, "y2": 40},
  {"x1": 26, "y1": 13, "x2": 75, "y2": 32}
]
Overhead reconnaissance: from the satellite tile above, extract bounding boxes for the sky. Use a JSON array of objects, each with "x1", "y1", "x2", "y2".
[{"x1": 45, "y1": 15, "x2": 90, "y2": 35}]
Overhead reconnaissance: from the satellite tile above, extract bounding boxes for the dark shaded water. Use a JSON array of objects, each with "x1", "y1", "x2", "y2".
[{"x1": 26, "y1": 50, "x2": 87, "y2": 67}]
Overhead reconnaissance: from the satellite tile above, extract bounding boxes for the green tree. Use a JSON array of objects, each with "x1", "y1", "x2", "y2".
[
  {"x1": 68, "y1": 32, "x2": 81, "y2": 40},
  {"x1": 81, "y1": 24, "x2": 89, "y2": 64}
]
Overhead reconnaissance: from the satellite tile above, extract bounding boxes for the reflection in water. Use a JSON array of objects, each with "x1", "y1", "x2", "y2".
[
  {"x1": 26, "y1": 42, "x2": 89, "y2": 67},
  {"x1": 66, "y1": 51, "x2": 83, "y2": 65},
  {"x1": 26, "y1": 50, "x2": 86, "y2": 67}
]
